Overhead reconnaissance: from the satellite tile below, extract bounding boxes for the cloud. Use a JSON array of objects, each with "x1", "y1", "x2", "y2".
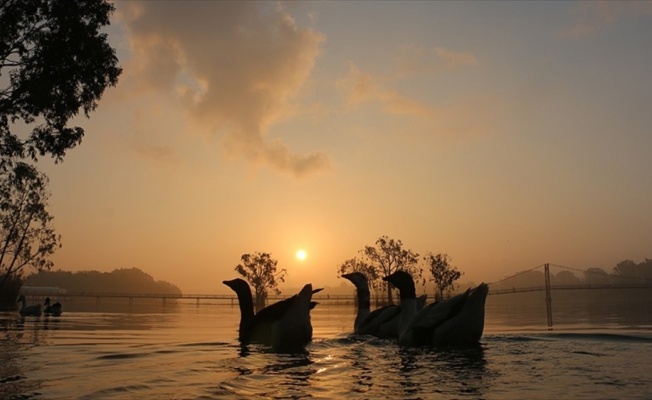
[
  {"x1": 337, "y1": 55, "x2": 502, "y2": 138},
  {"x1": 397, "y1": 45, "x2": 477, "y2": 77},
  {"x1": 561, "y1": 1, "x2": 652, "y2": 38},
  {"x1": 336, "y1": 45, "x2": 478, "y2": 117},
  {"x1": 115, "y1": 2, "x2": 329, "y2": 178},
  {"x1": 338, "y1": 63, "x2": 434, "y2": 117}
]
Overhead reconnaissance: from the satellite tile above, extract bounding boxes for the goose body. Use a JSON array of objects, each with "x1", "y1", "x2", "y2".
[
  {"x1": 44, "y1": 297, "x2": 62, "y2": 316},
  {"x1": 17, "y1": 295, "x2": 42, "y2": 317},
  {"x1": 223, "y1": 278, "x2": 320, "y2": 350},
  {"x1": 342, "y1": 272, "x2": 400, "y2": 338},
  {"x1": 383, "y1": 271, "x2": 488, "y2": 347}
]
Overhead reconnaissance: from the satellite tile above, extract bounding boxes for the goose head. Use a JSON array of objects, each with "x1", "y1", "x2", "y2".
[
  {"x1": 342, "y1": 272, "x2": 369, "y2": 289},
  {"x1": 222, "y1": 278, "x2": 251, "y2": 295},
  {"x1": 44, "y1": 297, "x2": 51, "y2": 306},
  {"x1": 383, "y1": 270, "x2": 416, "y2": 299}
]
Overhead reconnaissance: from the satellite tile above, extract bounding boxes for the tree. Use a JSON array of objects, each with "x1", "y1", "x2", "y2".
[
  {"x1": 0, "y1": 162, "x2": 60, "y2": 298},
  {"x1": 0, "y1": 0, "x2": 121, "y2": 166},
  {"x1": 612, "y1": 259, "x2": 640, "y2": 282},
  {"x1": 583, "y1": 267, "x2": 611, "y2": 285},
  {"x1": 639, "y1": 258, "x2": 652, "y2": 283},
  {"x1": 552, "y1": 270, "x2": 581, "y2": 286},
  {"x1": 424, "y1": 252, "x2": 462, "y2": 300},
  {"x1": 337, "y1": 257, "x2": 380, "y2": 288},
  {"x1": 362, "y1": 236, "x2": 421, "y2": 304},
  {"x1": 612, "y1": 258, "x2": 652, "y2": 283},
  {"x1": 24, "y1": 267, "x2": 183, "y2": 295},
  {"x1": 235, "y1": 252, "x2": 287, "y2": 311}
]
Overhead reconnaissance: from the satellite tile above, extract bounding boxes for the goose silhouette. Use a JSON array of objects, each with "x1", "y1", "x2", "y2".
[
  {"x1": 17, "y1": 295, "x2": 42, "y2": 317},
  {"x1": 44, "y1": 297, "x2": 62, "y2": 316},
  {"x1": 341, "y1": 272, "x2": 400, "y2": 338},
  {"x1": 223, "y1": 278, "x2": 321, "y2": 350},
  {"x1": 383, "y1": 270, "x2": 488, "y2": 346},
  {"x1": 342, "y1": 272, "x2": 428, "y2": 338}
]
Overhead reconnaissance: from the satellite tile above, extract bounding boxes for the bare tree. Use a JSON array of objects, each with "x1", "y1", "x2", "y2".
[
  {"x1": 235, "y1": 252, "x2": 287, "y2": 311},
  {"x1": 363, "y1": 236, "x2": 421, "y2": 304},
  {"x1": 424, "y1": 252, "x2": 462, "y2": 300}
]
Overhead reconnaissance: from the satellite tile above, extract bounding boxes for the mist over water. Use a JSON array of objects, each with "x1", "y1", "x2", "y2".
[{"x1": 2, "y1": 291, "x2": 651, "y2": 399}]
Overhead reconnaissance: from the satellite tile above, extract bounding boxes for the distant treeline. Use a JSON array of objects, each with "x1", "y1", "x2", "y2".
[
  {"x1": 24, "y1": 268, "x2": 182, "y2": 295},
  {"x1": 493, "y1": 259, "x2": 652, "y2": 290}
]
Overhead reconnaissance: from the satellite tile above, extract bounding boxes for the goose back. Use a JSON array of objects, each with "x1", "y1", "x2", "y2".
[
  {"x1": 401, "y1": 283, "x2": 489, "y2": 347},
  {"x1": 430, "y1": 283, "x2": 488, "y2": 345}
]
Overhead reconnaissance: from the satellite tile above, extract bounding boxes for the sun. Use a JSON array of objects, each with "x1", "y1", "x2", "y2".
[{"x1": 296, "y1": 249, "x2": 307, "y2": 261}]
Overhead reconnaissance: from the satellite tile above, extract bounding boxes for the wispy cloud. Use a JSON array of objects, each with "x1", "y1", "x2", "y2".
[
  {"x1": 338, "y1": 63, "x2": 434, "y2": 117},
  {"x1": 395, "y1": 45, "x2": 477, "y2": 79},
  {"x1": 561, "y1": 1, "x2": 652, "y2": 38},
  {"x1": 115, "y1": 2, "x2": 329, "y2": 178},
  {"x1": 337, "y1": 45, "x2": 478, "y2": 117},
  {"x1": 337, "y1": 48, "x2": 502, "y2": 138}
]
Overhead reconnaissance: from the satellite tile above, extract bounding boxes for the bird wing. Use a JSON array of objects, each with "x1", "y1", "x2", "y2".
[
  {"x1": 403, "y1": 289, "x2": 471, "y2": 345},
  {"x1": 355, "y1": 304, "x2": 400, "y2": 337}
]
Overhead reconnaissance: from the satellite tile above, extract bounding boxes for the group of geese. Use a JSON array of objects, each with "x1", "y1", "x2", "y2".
[
  {"x1": 224, "y1": 270, "x2": 488, "y2": 350},
  {"x1": 17, "y1": 271, "x2": 487, "y2": 350},
  {"x1": 16, "y1": 295, "x2": 62, "y2": 317}
]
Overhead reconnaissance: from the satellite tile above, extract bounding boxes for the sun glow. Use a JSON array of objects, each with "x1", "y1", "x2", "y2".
[{"x1": 296, "y1": 249, "x2": 307, "y2": 261}]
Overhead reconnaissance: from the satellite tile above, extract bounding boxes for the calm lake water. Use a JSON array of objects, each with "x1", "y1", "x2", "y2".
[{"x1": 2, "y1": 292, "x2": 652, "y2": 399}]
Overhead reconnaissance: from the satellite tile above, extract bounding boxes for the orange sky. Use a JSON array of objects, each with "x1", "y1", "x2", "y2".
[{"x1": 38, "y1": 1, "x2": 652, "y2": 294}]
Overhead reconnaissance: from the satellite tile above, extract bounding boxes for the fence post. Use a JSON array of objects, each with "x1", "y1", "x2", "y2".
[{"x1": 544, "y1": 263, "x2": 553, "y2": 330}]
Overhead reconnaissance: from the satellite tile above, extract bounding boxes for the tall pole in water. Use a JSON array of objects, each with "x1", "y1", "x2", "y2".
[{"x1": 544, "y1": 263, "x2": 553, "y2": 330}]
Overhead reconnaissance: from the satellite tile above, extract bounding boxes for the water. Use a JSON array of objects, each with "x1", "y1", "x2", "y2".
[{"x1": 2, "y1": 299, "x2": 652, "y2": 399}]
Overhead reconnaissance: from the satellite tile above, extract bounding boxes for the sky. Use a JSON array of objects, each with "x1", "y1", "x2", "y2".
[{"x1": 37, "y1": 1, "x2": 652, "y2": 294}]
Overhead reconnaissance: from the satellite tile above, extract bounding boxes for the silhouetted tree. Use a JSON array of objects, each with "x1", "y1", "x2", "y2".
[
  {"x1": 0, "y1": 270, "x2": 22, "y2": 310},
  {"x1": 0, "y1": 0, "x2": 121, "y2": 166},
  {"x1": 337, "y1": 257, "x2": 379, "y2": 288},
  {"x1": 552, "y1": 270, "x2": 582, "y2": 286},
  {"x1": 362, "y1": 236, "x2": 421, "y2": 304},
  {"x1": 612, "y1": 258, "x2": 652, "y2": 283},
  {"x1": 583, "y1": 267, "x2": 611, "y2": 285},
  {"x1": 235, "y1": 252, "x2": 287, "y2": 311},
  {"x1": 613, "y1": 259, "x2": 638, "y2": 280},
  {"x1": 491, "y1": 269, "x2": 545, "y2": 291},
  {"x1": 639, "y1": 258, "x2": 652, "y2": 283},
  {"x1": 24, "y1": 267, "x2": 182, "y2": 294},
  {"x1": 0, "y1": 162, "x2": 60, "y2": 299},
  {"x1": 424, "y1": 252, "x2": 462, "y2": 300}
]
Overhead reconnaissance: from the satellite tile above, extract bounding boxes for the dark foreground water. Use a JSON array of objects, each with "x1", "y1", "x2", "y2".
[{"x1": 2, "y1": 296, "x2": 652, "y2": 399}]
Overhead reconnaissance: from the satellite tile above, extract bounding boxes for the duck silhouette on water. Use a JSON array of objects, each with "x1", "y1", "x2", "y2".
[
  {"x1": 223, "y1": 278, "x2": 322, "y2": 351},
  {"x1": 17, "y1": 295, "x2": 42, "y2": 317},
  {"x1": 383, "y1": 270, "x2": 489, "y2": 347},
  {"x1": 341, "y1": 271, "x2": 428, "y2": 339},
  {"x1": 44, "y1": 297, "x2": 62, "y2": 316}
]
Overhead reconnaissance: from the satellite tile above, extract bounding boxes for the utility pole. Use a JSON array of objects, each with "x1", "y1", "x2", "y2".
[{"x1": 544, "y1": 263, "x2": 553, "y2": 330}]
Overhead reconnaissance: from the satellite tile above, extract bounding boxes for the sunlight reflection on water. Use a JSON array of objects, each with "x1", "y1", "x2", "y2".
[{"x1": 1, "y1": 301, "x2": 652, "y2": 399}]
